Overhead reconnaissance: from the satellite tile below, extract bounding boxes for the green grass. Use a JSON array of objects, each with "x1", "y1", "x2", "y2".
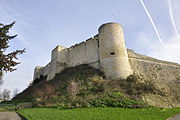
[
  {"x1": 0, "y1": 107, "x2": 6, "y2": 112},
  {"x1": 18, "y1": 107, "x2": 180, "y2": 120}
]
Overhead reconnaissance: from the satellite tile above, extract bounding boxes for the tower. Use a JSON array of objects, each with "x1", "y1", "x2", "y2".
[{"x1": 98, "y1": 22, "x2": 133, "y2": 79}]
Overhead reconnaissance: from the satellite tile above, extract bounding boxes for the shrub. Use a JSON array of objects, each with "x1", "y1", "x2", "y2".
[{"x1": 89, "y1": 91, "x2": 147, "y2": 108}]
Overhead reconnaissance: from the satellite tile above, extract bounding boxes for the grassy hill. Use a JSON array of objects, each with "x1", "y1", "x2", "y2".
[{"x1": 15, "y1": 64, "x2": 161, "y2": 108}]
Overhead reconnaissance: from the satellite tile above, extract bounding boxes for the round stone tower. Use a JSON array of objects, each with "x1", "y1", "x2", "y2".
[{"x1": 98, "y1": 22, "x2": 133, "y2": 79}]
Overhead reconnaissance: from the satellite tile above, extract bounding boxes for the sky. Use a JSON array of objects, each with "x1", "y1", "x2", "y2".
[{"x1": 0, "y1": 0, "x2": 180, "y2": 94}]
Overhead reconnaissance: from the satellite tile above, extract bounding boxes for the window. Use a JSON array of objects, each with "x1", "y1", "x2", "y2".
[{"x1": 110, "y1": 52, "x2": 115, "y2": 55}]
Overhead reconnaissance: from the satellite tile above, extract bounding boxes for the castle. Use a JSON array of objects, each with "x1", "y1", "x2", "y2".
[
  {"x1": 22, "y1": 22, "x2": 180, "y2": 107},
  {"x1": 34, "y1": 23, "x2": 133, "y2": 81},
  {"x1": 33, "y1": 22, "x2": 180, "y2": 83}
]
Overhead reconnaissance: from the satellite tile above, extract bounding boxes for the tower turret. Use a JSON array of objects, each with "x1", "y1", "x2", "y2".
[{"x1": 98, "y1": 22, "x2": 133, "y2": 79}]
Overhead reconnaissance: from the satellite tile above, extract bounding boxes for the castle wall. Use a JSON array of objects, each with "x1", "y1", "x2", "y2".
[
  {"x1": 127, "y1": 49, "x2": 180, "y2": 68},
  {"x1": 33, "y1": 60, "x2": 57, "y2": 81},
  {"x1": 127, "y1": 49, "x2": 180, "y2": 80},
  {"x1": 33, "y1": 66, "x2": 44, "y2": 80},
  {"x1": 52, "y1": 46, "x2": 66, "y2": 61},
  {"x1": 57, "y1": 49, "x2": 67, "y2": 64},
  {"x1": 34, "y1": 36, "x2": 100, "y2": 81},
  {"x1": 68, "y1": 43, "x2": 86, "y2": 66},
  {"x1": 129, "y1": 57, "x2": 180, "y2": 83},
  {"x1": 127, "y1": 50, "x2": 180, "y2": 107},
  {"x1": 128, "y1": 50, "x2": 180, "y2": 83},
  {"x1": 33, "y1": 46, "x2": 68, "y2": 81},
  {"x1": 34, "y1": 23, "x2": 133, "y2": 81},
  {"x1": 34, "y1": 46, "x2": 180, "y2": 83},
  {"x1": 33, "y1": 22, "x2": 180, "y2": 83},
  {"x1": 85, "y1": 37, "x2": 99, "y2": 66},
  {"x1": 66, "y1": 37, "x2": 99, "y2": 68}
]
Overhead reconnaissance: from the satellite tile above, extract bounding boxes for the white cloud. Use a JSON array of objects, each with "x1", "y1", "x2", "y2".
[
  {"x1": 136, "y1": 31, "x2": 180, "y2": 64},
  {"x1": 150, "y1": 35, "x2": 180, "y2": 64}
]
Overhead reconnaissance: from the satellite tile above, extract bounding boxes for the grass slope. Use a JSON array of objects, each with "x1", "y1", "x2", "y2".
[{"x1": 18, "y1": 107, "x2": 180, "y2": 120}]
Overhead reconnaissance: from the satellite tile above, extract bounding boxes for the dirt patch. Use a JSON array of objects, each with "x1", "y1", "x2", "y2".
[{"x1": 0, "y1": 112, "x2": 22, "y2": 120}]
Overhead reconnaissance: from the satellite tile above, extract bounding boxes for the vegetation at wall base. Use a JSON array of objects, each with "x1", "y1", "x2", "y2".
[{"x1": 1, "y1": 98, "x2": 34, "y2": 105}]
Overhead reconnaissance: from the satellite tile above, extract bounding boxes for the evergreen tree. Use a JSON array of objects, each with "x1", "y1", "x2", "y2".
[{"x1": 0, "y1": 21, "x2": 25, "y2": 79}]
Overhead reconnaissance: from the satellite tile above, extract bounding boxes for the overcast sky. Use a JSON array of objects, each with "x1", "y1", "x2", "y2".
[{"x1": 0, "y1": 0, "x2": 180, "y2": 93}]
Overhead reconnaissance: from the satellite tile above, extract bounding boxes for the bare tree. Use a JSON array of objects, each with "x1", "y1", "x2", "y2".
[
  {"x1": 0, "y1": 90, "x2": 2, "y2": 100},
  {"x1": 0, "y1": 75, "x2": 3, "y2": 86},
  {"x1": 0, "y1": 72, "x2": 4, "y2": 86},
  {"x1": 2, "y1": 89, "x2": 11, "y2": 101},
  {"x1": 13, "y1": 88, "x2": 18, "y2": 98}
]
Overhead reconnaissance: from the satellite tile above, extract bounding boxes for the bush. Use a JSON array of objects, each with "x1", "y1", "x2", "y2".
[
  {"x1": 89, "y1": 91, "x2": 147, "y2": 108},
  {"x1": 1, "y1": 98, "x2": 34, "y2": 104}
]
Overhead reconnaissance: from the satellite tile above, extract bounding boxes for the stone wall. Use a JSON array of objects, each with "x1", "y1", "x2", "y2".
[
  {"x1": 33, "y1": 35, "x2": 100, "y2": 81},
  {"x1": 33, "y1": 59, "x2": 57, "y2": 81},
  {"x1": 128, "y1": 49, "x2": 180, "y2": 85},
  {"x1": 33, "y1": 22, "x2": 180, "y2": 83},
  {"x1": 127, "y1": 49, "x2": 180, "y2": 107},
  {"x1": 34, "y1": 23, "x2": 135, "y2": 81},
  {"x1": 66, "y1": 36, "x2": 99, "y2": 67},
  {"x1": 34, "y1": 39, "x2": 180, "y2": 82}
]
